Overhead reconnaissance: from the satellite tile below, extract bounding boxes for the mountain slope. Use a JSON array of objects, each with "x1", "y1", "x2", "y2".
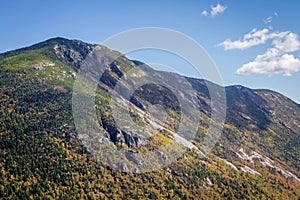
[{"x1": 0, "y1": 38, "x2": 299, "y2": 199}]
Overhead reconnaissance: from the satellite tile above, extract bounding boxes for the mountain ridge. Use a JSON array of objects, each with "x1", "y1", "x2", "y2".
[
  {"x1": 0, "y1": 37, "x2": 299, "y2": 199},
  {"x1": 2, "y1": 37, "x2": 299, "y2": 104},
  {"x1": 0, "y1": 37, "x2": 91, "y2": 58}
]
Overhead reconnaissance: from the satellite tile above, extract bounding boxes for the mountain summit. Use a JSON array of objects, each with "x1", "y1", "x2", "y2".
[{"x1": 0, "y1": 38, "x2": 299, "y2": 199}]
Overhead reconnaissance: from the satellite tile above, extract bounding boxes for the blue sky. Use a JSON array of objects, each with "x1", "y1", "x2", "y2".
[{"x1": 1, "y1": 0, "x2": 300, "y2": 103}]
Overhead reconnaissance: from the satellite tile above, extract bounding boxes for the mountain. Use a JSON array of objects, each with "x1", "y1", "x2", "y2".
[{"x1": 0, "y1": 37, "x2": 299, "y2": 199}]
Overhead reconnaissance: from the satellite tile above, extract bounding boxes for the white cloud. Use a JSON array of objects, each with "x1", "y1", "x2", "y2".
[
  {"x1": 264, "y1": 12, "x2": 278, "y2": 24},
  {"x1": 235, "y1": 31, "x2": 300, "y2": 76},
  {"x1": 201, "y1": 3, "x2": 227, "y2": 18},
  {"x1": 211, "y1": 4, "x2": 227, "y2": 17},
  {"x1": 264, "y1": 16, "x2": 272, "y2": 24},
  {"x1": 236, "y1": 53, "x2": 300, "y2": 76},
  {"x1": 219, "y1": 27, "x2": 300, "y2": 76},
  {"x1": 272, "y1": 32, "x2": 300, "y2": 52},
  {"x1": 219, "y1": 28, "x2": 269, "y2": 50},
  {"x1": 201, "y1": 10, "x2": 208, "y2": 16},
  {"x1": 218, "y1": 28, "x2": 289, "y2": 50}
]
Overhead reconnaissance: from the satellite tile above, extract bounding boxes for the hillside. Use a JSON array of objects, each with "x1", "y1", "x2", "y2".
[{"x1": 0, "y1": 38, "x2": 299, "y2": 199}]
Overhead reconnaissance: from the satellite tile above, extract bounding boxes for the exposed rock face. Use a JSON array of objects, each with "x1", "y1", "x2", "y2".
[
  {"x1": 54, "y1": 40, "x2": 94, "y2": 70},
  {"x1": 54, "y1": 44, "x2": 83, "y2": 65},
  {"x1": 122, "y1": 131, "x2": 148, "y2": 148},
  {"x1": 100, "y1": 118, "x2": 149, "y2": 148}
]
